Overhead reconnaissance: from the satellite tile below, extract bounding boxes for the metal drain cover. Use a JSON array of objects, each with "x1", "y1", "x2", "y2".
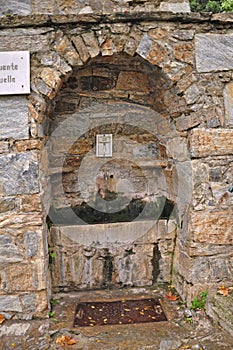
[{"x1": 74, "y1": 298, "x2": 167, "y2": 327}]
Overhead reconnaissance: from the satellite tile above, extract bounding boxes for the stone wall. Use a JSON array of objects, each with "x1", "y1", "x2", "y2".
[
  {"x1": 0, "y1": 11, "x2": 233, "y2": 319},
  {"x1": 0, "y1": 0, "x2": 190, "y2": 16}
]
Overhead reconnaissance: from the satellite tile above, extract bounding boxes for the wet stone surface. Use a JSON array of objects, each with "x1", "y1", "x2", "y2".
[{"x1": 1, "y1": 286, "x2": 233, "y2": 350}]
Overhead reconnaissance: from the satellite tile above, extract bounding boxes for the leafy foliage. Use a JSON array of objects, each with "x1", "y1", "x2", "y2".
[
  {"x1": 221, "y1": 0, "x2": 233, "y2": 11},
  {"x1": 190, "y1": 291, "x2": 208, "y2": 310},
  {"x1": 190, "y1": 0, "x2": 233, "y2": 12}
]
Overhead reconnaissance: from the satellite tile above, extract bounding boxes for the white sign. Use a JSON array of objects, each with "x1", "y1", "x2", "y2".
[
  {"x1": 0, "y1": 51, "x2": 30, "y2": 95},
  {"x1": 96, "y1": 134, "x2": 112, "y2": 157}
]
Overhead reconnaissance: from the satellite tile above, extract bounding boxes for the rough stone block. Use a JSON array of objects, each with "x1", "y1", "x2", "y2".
[
  {"x1": 72, "y1": 35, "x2": 90, "y2": 63},
  {"x1": 0, "y1": 296, "x2": 22, "y2": 313},
  {"x1": 0, "y1": 29, "x2": 52, "y2": 52},
  {"x1": 190, "y1": 210, "x2": 233, "y2": 245},
  {"x1": 40, "y1": 51, "x2": 72, "y2": 76},
  {"x1": 116, "y1": 71, "x2": 150, "y2": 92},
  {"x1": 0, "y1": 141, "x2": 8, "y2": 154},
  {"x1": 195, "y1": 34, "x2": 233, "y2": 73},
  {"x1": 54, "y1": 34, "x2": 83, "y2": 66},
  {"x1": 20, "y1": 194, "x2": 42, "y2": 212},
  {"x1": 0, "y1": 96, "x2": 29, "y2": 140},
  {"x1": 136, "y1": 34, "x2": 167, "y2": 66},
  {"x1": 158, "y1": 1, "x2": 190, "y2": 12},
  {"x1": 31, "y1": 0, "x2": 54, "y2": 14},
  {"x1": 101, "y1": 38, "x2": 116, "y2": 56},
  {"x1": 0, "y1": 213, "x2": 43, "y2": 230},
  {"x1": 0, "y1": 152, "x2": 39, "y2": 195},
  {"x1": 0, "y1": 197, "x2": 16, "y2": 213},
  {"x1": 0, "y1": 259, "x2": 47, "y2": 292},
  {"x1": 175, "y1": 249, "x2": 233, "y2": 286},
  {"x1": 82, "y1": 32, "x2": 100, "y2": 58},
  {"x1": 124, "y1": 27, "x2": 143, "y2": 56},
  {"x1": 0, "y1": 0, "x2": 30, "y2": 15},
  {"x1": 190, "y1": 128, "x2": 233, "y2": 158},
  {"x1": 24, "y1": 232, "x2": 40, "y2": 257},
  {"x1": 21, "y1": 293, "x2": 37, "y2": 313},
  {"x1": 38, "y1": 67, "x2": 62, "y2": 95},
  {"x1": 223, "y1": 81, "x2": 233, "y2": 126},
  {"x1": 0, "y1": 235, "x2": 23, "y2": 263}
]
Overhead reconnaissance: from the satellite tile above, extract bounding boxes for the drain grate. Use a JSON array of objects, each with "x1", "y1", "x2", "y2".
[{"x1": 74, "y1": 298, "x2": 167, "y2": 327}]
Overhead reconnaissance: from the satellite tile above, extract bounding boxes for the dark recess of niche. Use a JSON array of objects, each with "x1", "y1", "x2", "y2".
[
  {"x1": 151, "y1": 243, "x2": 162, "y2": 284},
  {"x1": 47, "y1": 197, "x2": 177, "y2": 226}
]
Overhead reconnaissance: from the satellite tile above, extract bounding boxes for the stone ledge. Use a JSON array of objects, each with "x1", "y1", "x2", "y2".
[{"x1": 0, "y1": 12, "x2": 218, "y2": 29}]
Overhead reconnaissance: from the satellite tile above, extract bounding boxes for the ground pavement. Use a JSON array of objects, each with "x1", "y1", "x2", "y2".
[{"x1": 1, "y1": 286, "x2": 233, "y2": 350}]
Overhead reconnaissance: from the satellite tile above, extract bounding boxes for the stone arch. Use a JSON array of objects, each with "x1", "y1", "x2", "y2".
[
  {"x1": 27, "y1": 27, "x2": 192, "y2": 293},
  {"x1": 28, "y1": 25, "x2": 181, "y2": 126},
  {"x1": 28, "y1": 27, "x2": 184, "y2": 212}
]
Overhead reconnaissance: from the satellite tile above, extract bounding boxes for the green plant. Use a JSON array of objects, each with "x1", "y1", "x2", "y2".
[
  {"x1": 221, "y1": 0, "x2": 233, "y2": 11},
  {"x1": 190, "y1": 291, "x2": 208, "y2": 310},
  {"x1": 205, "y1": 0, "x2": 221, "y2": 11},
  {"x1": 49, "y1": 310, "x2": 59, "y2": 322},
  {"x1": 48, "y1": 247, "x2": 56, "y2": 258},
  {"x1": 190, "y1": 0, "x2": 233, "y2": 12},
  {"x1": 49, "y1": 311, "x2": 55, "y2": 318}
]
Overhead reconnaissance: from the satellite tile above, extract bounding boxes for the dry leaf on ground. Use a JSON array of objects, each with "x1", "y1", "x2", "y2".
[
  {"x1": 217, "y1": 286, "x2": 229, "y2": 297},
  {"x1": 0, "y1": 314, "x2": 5, "y2": 324},
  {"x1": 56, "y1": 335, "x2": 77, "y2": 346},
  {"x1": 165, "y1": 291, "x2": 179, "y2": 301}
]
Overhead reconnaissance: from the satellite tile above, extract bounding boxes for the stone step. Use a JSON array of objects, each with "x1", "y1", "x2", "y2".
[{"x1": 206, "y1": 291, "x2": 233, "y2": 337}]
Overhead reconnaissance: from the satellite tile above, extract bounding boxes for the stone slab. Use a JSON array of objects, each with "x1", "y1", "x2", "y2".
[
  {"x1": 0, "y1": 0, "x2": 30, "y2": 15},
  {"x1": 0, "y1": 235, "x2": 23, "y2": 263},
  {"x1": 195, "y1": 34, "x2": 233, "y2": 73},
  {"x1": 190, "y1": 128, "x2": 233, "y2": 158},
  {"x1": 0, "y1": 296, "x2": 22, "y2": 313},
  {"x1": 0, "y1": 32, "x2": 51, "y2": 52},
  {"x1": 190, "y1": 210, "x2": 233, "y2": 245},
  {"x1": 0, "y1": 152, "x2": 39, "y2": 195},
  {"x1": 0, "y1": 96, "x2": 29, "y2": 140},
  {"x1": 52, "y1": 220, "x2": 165, "y2": 246},
  {"x1": 176, "y1": 250, "x2": 232, "y2": 285},
  {"x1": 223, "y1": 81, "x2": 233, "y2": 126}
]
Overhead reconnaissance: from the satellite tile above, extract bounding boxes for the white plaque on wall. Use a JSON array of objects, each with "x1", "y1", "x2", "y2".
[
  {"x1": 96, "y1": 134, "x2": 112, "y2": 157},
  {"x1": 0, "y1": 51, "x2": 30, "y2": 95}
]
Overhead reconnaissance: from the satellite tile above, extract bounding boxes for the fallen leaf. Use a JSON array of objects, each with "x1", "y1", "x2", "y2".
[
  {"x1": 56, "y1": 335, "x2": 77, "y2": 346},
  {"x1": 66, "y1": 338, "x2": 77, "y2": 346},
  {"x1": 217, "y1": 286, "x2": 229, "y2": 297},
  {"x1": 0, "y1": 314, "x2": 5, "y2": 324},
  {"x1": 165, "y1": 291, "x2": 179, "y2": 301}
]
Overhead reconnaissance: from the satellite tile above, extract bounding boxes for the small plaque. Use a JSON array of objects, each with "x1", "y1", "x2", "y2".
[
  {"x1": 96, "y1": 134, "x2": 112, "y2": 157},
  {"x1": 0, "y1": 51, "x2": 30, "y2": 95}
]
